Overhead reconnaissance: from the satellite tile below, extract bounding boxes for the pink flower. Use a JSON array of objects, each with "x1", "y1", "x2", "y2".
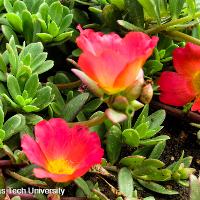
[
  {"x1": 73, "y1": 26, "x2": 158, "y2": 95},
  {"x1": 158, "y1": 43, "x2": 200, "y2": 112},
  {"x1": 21, "y1": 118, "x2": 104, "y2": 182}
]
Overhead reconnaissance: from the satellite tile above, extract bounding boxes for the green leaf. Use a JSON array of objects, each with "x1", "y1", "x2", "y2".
[
  {"x1": 59, "y1": 14, "x2": 73, "y2": 33},
  {"x1": 32, "y1": 60, "x2": 54, "y2": 74},
  {"x1": 137, "y1": 179, "x2": 178, "y2": 195},
  {"x1": 63, "y1": 93, "x2": 89, "y2": 122},
  {"x1": 38, "y1": 2, "x2": 48, "y2": 22},
  {"x1": 122, "y1": 129, "x2": 140, "y2": 147},
  {"x1": 147, "y1": 109, "x2": 166, "y2": 129},
  {"x1": 32, "y1": 86, "x2": 52, "y2": 109},
  {"x1": 47, "y1": 82, "x2": 65, "y2": 108},
  {"x1": 20, "y1": 42, "x2": 43, "y2": 59},
  {"x1": 23, "y1": 105, "x2": 39, "y2": 112},
  {"x1": 134, "y1": 104, "x2": 149, "y2": 128},
  {"x1": 118, "y1": 167, "x2": 133, "y2": 198},
  {"x1": 1, "y1": 25, "x2": 20, "y2": 44},
  {"x1": 3, "y1": 114, "x2": 26, "y2": 141},
  {"x1": 37, "y1": 33, "x2": 53, "y2": 43},
  {"x1": 47, "y1": 21, "x2": 59, "y2": 37},
  {"x1": 7, "y1": 74, "x2": 21, "y2": 101},
  {"x1": 49, "y1": 1, "x2": 63, "y2": 25},
  {"x1": 135, "y1": 121, "x2": 150, "y2": 138},
  {"x1": 144, "y1": 60, "x2": 163, "y2": 75},
  {"x1": 54, "y1": 31, "x2": 73, "y2": 42},
  {"x1": 24, "y1": 74, "x2": 39, "y2": 98},
  {"x1": 0, "y1": 106, "x2": 4, "y2": 129},
  {"x1": 117, "y1": 20, "x2": 144, "y2": 31},
  {"x1": 132, "y1": 146, "x2": 153, "y2": 157},
  {"x1": 142, "y1": 159, "x2": 165, "y2": 168},
  {"x1": 82, "y1": 98, "x2": 102, "y2": 113},
  {"x1": 74, "y1": 178, "x2": 91, "y2": 197},
  {"x1": 169, "y1": 0, "x2": 185, "y2": 19},
  {"x1": 13, "y1": 1, "x2": 27, "y2": 14},
  {"x1": 110, "y1": 0, "x2": 125, "y2": 9},
  {"x1": 140, "y1": 135, "x2": 170, "y2": 146},
  {"x1": 149, "y1": 141, "x2": 166, "y2": 159},
  {"x1": 120, "y1": 156, "x2": 145, "y2": 169},
  {"x1": 125, "y1": 0, "x2": 144, "y2": 27},
  {"x1": 134, "y1": 167, "x2": 171, "y2": 181},
  {"x1": 6, "y1": 13, "x2": 23, "y2": 33},
  {"x1": 137, "y1": 0, "x2": 160, "y2": 24},
  {"x1": 106, "y1": 125, "x2": 122, "y2": 164},
  {"x1": 4, "y1": 0, "x2": 13, "y2": 12},
  {"x1": 171, "y1": 151, "x2": 184, "y2": 173},
  {"x1": 22, "y1": 10, "x2": 33, "y2": 44}
]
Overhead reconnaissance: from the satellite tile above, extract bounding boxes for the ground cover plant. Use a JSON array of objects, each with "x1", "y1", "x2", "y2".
[{"x1": 0, "y1": 0, "x2": 200, "y2": 200}]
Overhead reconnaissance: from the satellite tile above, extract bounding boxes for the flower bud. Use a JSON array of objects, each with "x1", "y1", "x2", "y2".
[
  {"x1": 130, "y1": 100, "x2": 144, "y2": 111},
  {"x1": 112, "y1": 96, "x2": 129, "y2": 111},
  {"x1": 140, "y1": 83, "x2": 153, "y2": 104},
  {"x1": 105, "y1": 108, "x2": 127, "y2": 123}
]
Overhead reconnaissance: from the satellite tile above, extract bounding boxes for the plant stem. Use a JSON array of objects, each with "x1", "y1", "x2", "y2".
[
  {"x1": 68, "y1": 114, "x2": 106, "y2": 127},
  {"x1": 151, "y1": 101, "x2": 200, "y2": 123},
  {"x1": 56, "y1": 80, "x2": 81, "y2": 89},
  {"x1": 165, "y1": 31, "x2": 200, "y2": 45},
  {"x1": 5, "y1": 170, "x2": 48, "y2": 188},
  {"x1": 146, "y1": 11, "x2": 200, "y2": 34}
]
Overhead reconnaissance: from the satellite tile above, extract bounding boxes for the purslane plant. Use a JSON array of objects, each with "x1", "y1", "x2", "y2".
[
  {"x1": 0, "y1": 37, "x2": 54, "y2": 112},
  {"x1": 72, "y1": 26, "x2": 158, "y2": 122},
  {"x1": 1, "y1": 0, "x2": 73, "y2": 44}
]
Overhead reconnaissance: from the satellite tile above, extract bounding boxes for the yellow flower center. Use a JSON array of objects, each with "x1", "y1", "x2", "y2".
[
  {"x1": 47, "y1": 159, "x2": 75, "y2": 175},
  {"x1": 193, "y1": 72, "x2": 200, "y2": 93}
]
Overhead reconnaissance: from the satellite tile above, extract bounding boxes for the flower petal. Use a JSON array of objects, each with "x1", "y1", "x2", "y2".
[
  {"x1": 34, "y1": 168, "x2": 74, "y2": 183},
  {"x1": 64, "y1": 126, "x2": 104, "y2": 165},
  {"x1": 76, "y1": 25, "x2": 122, "y2": 56},
  {"x1": 34, "y1": 118, "x2": 71, "y2": 160},
  {"x1": 191, "y1": 97, "x2": 200, "y2": 112},
  {"x1": 114, "y1": 58, "x2": 144, "y2": 89},
  {"x1": 173, "y1": 43, "x2": 200, "y2": 77},
  {"x1": 78, "y1": 50, "x2": 129, "y2": 94},
  {"x1": 158, "y1": 72, "x2": 195, "y2": 106},
  {"x1": 122, "y1": 32, "x2": 159, "y2": 60},
  {"x1": 21, "y1": 135, "x2": 47, "y2": 167}
]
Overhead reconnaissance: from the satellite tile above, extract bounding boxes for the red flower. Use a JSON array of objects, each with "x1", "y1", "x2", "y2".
[
  {"x1": 21, "y1": 118, "x2": 104, "y2": 182},
  {"x1": 158, "y1": 43, "x2": 200, "y2": 112},
  {"x1": 74, "y1": 26, "x2": 158, "y2": 95}
]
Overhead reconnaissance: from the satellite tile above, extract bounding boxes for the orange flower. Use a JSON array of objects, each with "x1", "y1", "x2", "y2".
[
  {"x1": 21, "y1": 118, "x2": 104, "y2": 182},
  {"x1": 158, "y1": 43, "x2": 200, "y2": 112},
  {"x1": 73, "y1": 26, "x2": 158, "y2": 95}
]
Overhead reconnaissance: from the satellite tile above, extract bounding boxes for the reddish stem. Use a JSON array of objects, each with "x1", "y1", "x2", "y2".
[{"x1": 151, "y1": 101, "x2": 200, "y2": 123}]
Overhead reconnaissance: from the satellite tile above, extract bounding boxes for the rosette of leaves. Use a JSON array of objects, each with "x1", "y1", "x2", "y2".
[
  {"x1": 0, "y1": 36, "x2": 54, "y2": 80},
  {"x1": 0, "y1": 37, "x2": 54, "y2": 112},
  {"x1": 1, "y1": 0, "x2": 73, "y2": 44}
]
